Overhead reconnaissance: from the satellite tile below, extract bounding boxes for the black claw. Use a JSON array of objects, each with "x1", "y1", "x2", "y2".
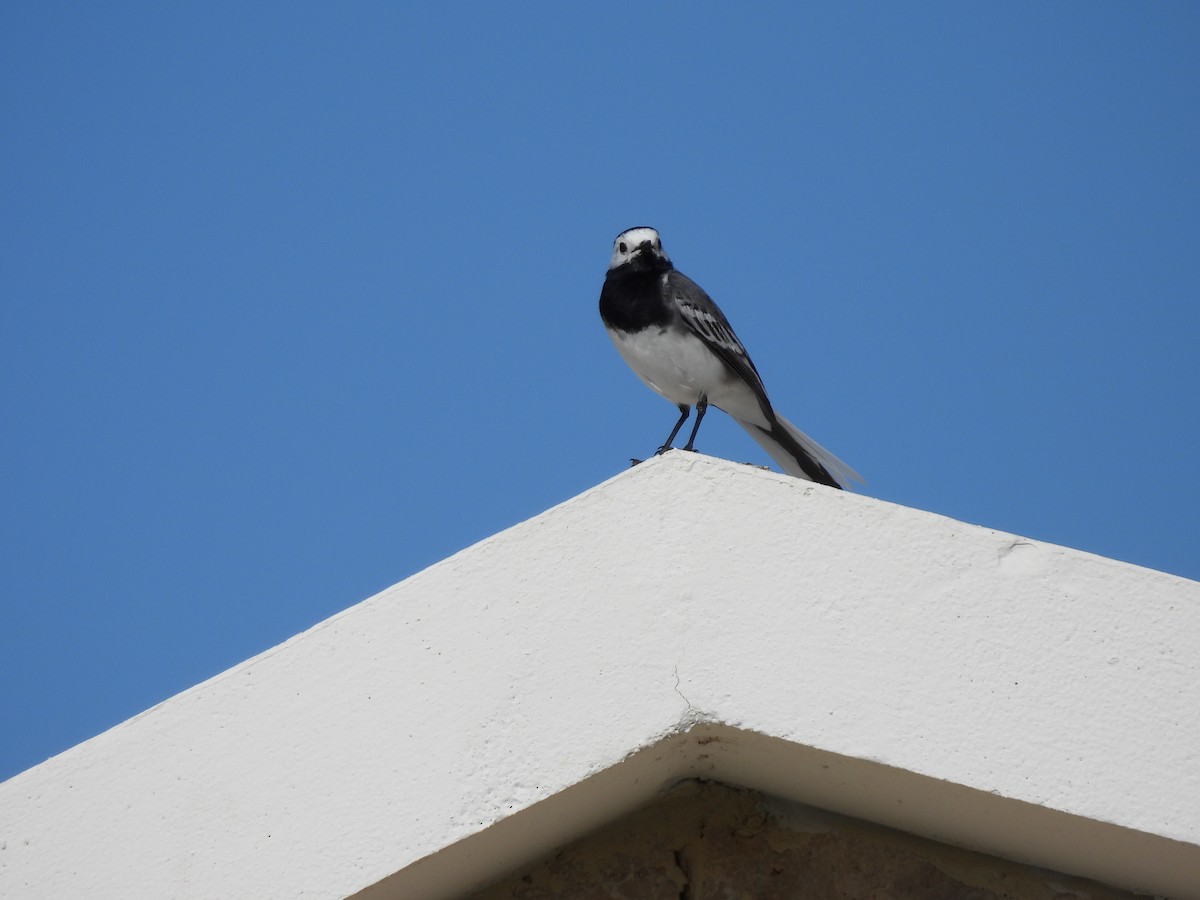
[{"x1": 658, "y1": 405, "x2": 691, "y2": 453}]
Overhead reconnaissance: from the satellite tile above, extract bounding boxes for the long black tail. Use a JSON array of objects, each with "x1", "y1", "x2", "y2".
[{"x1": 735, "y1": 414, "x2": 863, "y2": 489}]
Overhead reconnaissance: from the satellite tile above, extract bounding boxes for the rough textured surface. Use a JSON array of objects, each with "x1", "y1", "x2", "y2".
[{"x1": 468, "y1": 781, "x2": 1142, "y2": 900}]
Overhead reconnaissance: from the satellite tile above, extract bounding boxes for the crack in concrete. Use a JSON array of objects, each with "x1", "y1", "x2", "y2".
[{"x1": 673, "y1": 665, "x2": 692, "y2": 709}]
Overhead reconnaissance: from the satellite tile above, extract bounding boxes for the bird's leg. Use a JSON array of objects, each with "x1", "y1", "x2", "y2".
[
  {"x1": 656, "y1": 404, "x2": 691, "y2": 455},
  {"x1": 681, "y1": 395, "x2": 709, "y2": 452}
]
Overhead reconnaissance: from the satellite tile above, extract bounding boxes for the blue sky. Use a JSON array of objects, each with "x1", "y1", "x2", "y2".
[{"x1": 2, "y1": 3, "x2": 1197, "y2": 782}]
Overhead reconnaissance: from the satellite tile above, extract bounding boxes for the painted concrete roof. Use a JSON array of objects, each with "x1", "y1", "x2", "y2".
[{"x1": 2, "y1": 452, "x2": 1197, "y2": 899}]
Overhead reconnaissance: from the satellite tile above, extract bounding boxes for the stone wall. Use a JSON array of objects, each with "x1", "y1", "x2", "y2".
[{"x1": 467, "y1": 781, "x2": 1145, "y2": 900}]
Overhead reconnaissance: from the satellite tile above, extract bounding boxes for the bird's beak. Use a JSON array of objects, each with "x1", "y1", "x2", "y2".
[{"x1": 636, "y1": 240, "x2": 657, "y2": 255}]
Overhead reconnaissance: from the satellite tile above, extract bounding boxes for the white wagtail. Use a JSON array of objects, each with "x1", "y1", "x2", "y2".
[{"x1": 599, "y1": 226, "x2": 862, "y2": 489}]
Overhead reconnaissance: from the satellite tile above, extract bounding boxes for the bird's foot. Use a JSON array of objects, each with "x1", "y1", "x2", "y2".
[
  {"x1": 654, "y1": 445, "x2": 672, "y2": 456},
  {"x1": 629, "y1": 457, "x2": 644, "y2": 467}
]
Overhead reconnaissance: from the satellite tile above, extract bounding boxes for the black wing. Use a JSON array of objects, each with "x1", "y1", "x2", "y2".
[{"x1": 667, "y1": 270, "x2": 775, "y2": 420}]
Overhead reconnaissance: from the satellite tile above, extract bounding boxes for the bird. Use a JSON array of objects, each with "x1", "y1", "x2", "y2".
[{"x1": 598, "y1": 226, "x2": 862, "y2": 489}]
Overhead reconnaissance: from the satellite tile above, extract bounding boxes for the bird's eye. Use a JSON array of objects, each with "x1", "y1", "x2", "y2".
[{"x1": 618, "y1": 242, "x2": 628, "y2": 253}]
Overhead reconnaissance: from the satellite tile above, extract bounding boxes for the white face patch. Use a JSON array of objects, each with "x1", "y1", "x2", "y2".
[{"x1": 609, "y1": 226, "x2": 667, "y2": 270}]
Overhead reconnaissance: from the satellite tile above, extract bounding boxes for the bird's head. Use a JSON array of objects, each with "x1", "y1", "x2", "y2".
[{"x1": 608, "y1": 226, "x2": 671, "y2": 272}]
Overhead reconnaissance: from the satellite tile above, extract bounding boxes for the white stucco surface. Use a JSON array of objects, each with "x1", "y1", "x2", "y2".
[{"x1": 1, "y1": 452, "x2": 1197, "y2": 899}]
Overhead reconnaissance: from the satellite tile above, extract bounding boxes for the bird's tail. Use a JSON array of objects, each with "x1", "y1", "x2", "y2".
[{"x1": 735, "y1": 414, "x2": 863, "y2": 489}]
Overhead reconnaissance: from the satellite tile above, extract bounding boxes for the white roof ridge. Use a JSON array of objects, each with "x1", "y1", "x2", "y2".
[{"x1": 2, "y1": 452, "x2": 1197, "y2": 899}]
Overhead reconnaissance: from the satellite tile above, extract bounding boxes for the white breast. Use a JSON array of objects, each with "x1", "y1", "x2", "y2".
[{"x1": 607, "y1": 326, "x2": 733, "y2": 407}]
